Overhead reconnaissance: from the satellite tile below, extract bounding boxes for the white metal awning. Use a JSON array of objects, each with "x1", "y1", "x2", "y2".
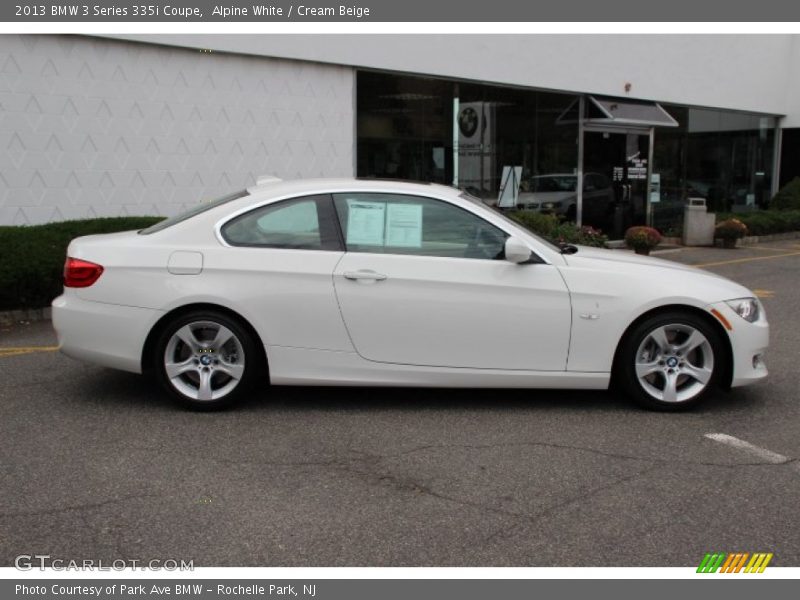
[{"x1": 557, "y1": 96, "x2": 679, "y2": 128}]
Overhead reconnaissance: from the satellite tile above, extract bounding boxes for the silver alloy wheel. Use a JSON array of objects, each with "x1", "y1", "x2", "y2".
[
  {"x1": 634, "y1": 323, "x2": 714, "y2": 403},
  {"x1": 163, "y1": 320, "x2": 246, "y2": 401}
]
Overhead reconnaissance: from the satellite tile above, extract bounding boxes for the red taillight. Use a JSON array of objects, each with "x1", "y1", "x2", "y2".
[{"x1": 64, "y1": 257, "x2": 104, "y2": 288}]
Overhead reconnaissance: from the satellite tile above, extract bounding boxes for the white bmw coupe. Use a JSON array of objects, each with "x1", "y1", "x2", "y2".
[{"x1": 52, "y1": 177, "x2": 768, "y2": 411}]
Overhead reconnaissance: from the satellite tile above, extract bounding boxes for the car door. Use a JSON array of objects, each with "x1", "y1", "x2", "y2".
[
  {"x1": 216, "y1": 194, "x2": 350, "y2": 351},
  {"x1": 331, "y1": 192, "x2": 572, "y2": 371}
]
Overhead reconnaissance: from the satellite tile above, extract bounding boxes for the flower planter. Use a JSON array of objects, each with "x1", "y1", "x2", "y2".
[
  {"x1": 624, "y1": 226, "x2": 661, "y2": 256},
  {"x1": 715, "y1": 219, "x2": 747, "y2": 249}
]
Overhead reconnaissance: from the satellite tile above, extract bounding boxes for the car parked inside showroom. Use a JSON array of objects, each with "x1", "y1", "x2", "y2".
[
  {"x1": 53, "y1": 177, "x2": 768, "y2": 411},
  {"x1": 516, "y1": 172, "x2": 615, "y2": 223}
]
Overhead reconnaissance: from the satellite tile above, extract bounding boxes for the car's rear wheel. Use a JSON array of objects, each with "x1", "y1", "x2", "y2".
[
  {"x1": 618, "y1": 311, "x2": 724, "y2": 411},
  {"x1": 154, "y1": 310, "x2": 258, "y2": 410}
]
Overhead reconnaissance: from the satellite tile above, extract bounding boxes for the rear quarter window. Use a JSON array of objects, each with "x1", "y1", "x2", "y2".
[{"x1": 139, "y1": 190, "x2": 248, "y2": 235}]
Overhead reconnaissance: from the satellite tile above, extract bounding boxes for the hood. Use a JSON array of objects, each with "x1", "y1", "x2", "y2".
[
  {"x1": 562, "y1": 245, "x2": 754, "y2": 301},
  {"x1": 564, "y1": 245, "x2": 702, "y2": 273}
]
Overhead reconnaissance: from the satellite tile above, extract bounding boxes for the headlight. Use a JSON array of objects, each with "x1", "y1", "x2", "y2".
[
  {"x1": 542, "y1": 201, "x2": 562, "y2": 209},
  {"x1": 725, "y1": 298, "x2": 760, "y2": 323}
]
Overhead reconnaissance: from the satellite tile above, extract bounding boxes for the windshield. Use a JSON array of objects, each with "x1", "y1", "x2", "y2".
[
  {"x1": 458, "y1": 191, "x2": 560, "y2": 253},
  {"x1": 529, "y1": 175, "x2": 577, "y2": 193},
  {"x1": 139, "y1": 190, "x2": 248, "y2": 235}
]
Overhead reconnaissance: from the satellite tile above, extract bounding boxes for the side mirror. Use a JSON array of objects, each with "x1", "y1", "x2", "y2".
[{"x1": 504, "y1": 236, "x2": 533, "y2": 264}]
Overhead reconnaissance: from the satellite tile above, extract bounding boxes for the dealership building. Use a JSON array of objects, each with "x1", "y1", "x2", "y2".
[{"x1": 2, "y1": 33, "x2": 799, "y2": 236}]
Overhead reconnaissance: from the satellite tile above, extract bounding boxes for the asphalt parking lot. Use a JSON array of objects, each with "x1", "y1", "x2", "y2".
[{"x1": 1, "y1": 240, "x2": 799, "y2": 567}]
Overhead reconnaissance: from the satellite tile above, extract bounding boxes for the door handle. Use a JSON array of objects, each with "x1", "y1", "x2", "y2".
[{"x1": 343, "y1": 270, "x2": 388, "y2": 281}]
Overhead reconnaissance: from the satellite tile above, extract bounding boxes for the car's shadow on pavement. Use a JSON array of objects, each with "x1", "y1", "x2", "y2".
[
  {"x1": 77, "y1": 368, "x2": 765, "y2": 416},
  {"x1": 255, "y1": 385, "x2": 631, "y2": 413},
  {"x1": 253, "y1": 384, "x2": 765, "y2": 416}
]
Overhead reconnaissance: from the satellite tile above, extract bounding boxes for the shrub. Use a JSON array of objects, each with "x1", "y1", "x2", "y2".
[
  {"x1": 506, "y1": 211, "x2": 608, "y2": 248},
  {"x1": 506, "y1": 210, "x2": 560, "y2": 237},
  {"x1": 624, "y1": 226, "x2": 662, "y2": 254},
  {"x1": 714, "y1": 218, "x2": 748, "y2": 240},
  {"x1": 551, "y1": 223, "x2": 609, "y2": 247},
  {"x1": 770, "y1": 177, "x2": 800, "y2": 211},
  {"x1": 0, "y1": 217, "x2": 163, "y2": 311},
  {"x1": 715, "y1": 210, "x2": 800, "y2": 236}
]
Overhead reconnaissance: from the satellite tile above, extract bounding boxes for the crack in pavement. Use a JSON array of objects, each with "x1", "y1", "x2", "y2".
[
  {"x1": 10, "y1": 438, "x2": 791, "y2": 537},
  {"x1": 481, "y1": 463, "x2": 663, "y2": 544},
  {"x1": 123, "y1": 439, "x2": 799, "y2": 471}
]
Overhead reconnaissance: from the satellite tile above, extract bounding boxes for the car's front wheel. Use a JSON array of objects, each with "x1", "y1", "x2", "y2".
[
  {"x1": 618, "y1": 311, "x2": 725, "y2": 411},
  {"x1": 154, "y1": 310, "x2": 259, "y2": 410}
]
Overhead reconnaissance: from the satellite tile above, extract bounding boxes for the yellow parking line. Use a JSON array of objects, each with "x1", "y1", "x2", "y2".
[
  {"x1": 693, "y1": 250, "x2": 800, "y2": 268},
  {"x1": 746, "y1": 245, "x2": 797, "y2": 252},
  {"x1": 0, "y1": 345, "x2": 59, "y2": 358}
]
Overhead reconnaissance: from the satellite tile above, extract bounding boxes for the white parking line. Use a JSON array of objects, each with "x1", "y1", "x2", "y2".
[{"x1": 704, "y1": 433, "x2": 790, "y2": 464}]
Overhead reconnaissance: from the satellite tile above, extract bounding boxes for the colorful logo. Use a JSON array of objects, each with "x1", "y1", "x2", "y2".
[{"x1": 697, "y1": 552, "x2": 773, "y2": 573}]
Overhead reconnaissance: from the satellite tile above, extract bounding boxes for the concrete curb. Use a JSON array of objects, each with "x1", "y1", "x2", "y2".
[
  {"x1": 737, "y1": 231, "x2": 800, "y2": 245},
  {"x1": 634, "y1": 231, "x2": 800, "y2": 249},
  {"x1": 0, "y1": 307, "x2": 52, "y2": 327}
]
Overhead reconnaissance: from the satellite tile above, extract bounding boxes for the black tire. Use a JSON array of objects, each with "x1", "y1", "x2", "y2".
[
  {"x1": 616, "y1": 310, "x2": 725, "y2": 411},
  {"x1": 565, "y1": 205, "x2": 577, "y2": 223},
  {"x1": 154, "y1": 310, "x2": 261, "y2": 410}
]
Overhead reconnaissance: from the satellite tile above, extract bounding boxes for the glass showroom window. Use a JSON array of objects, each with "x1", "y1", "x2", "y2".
[
  {"x1": 357, "y1": 72, "x2": 454, "y2": 184},
  {"x1": 456, "y1": 84, "x2": 578, "y2": 203},
  {"x1": 653, "y1": 105, "x2": 776, "y2": 231},
  {"x1": 684, "y1": 109, "x2": 775, "y2": 213},
  {"x1": 356, "y1": 72, "x2": 579, "y2": 204}
]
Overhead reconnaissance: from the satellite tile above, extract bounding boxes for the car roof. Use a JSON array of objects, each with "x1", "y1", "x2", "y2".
[{"x1": 244, "y1": 176, "x2": 453, "y2": 199}]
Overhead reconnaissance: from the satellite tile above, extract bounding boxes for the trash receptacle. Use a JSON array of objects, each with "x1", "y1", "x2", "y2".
[{"x1": 682, "y1": 198, "x2": 716, "y2": 246}]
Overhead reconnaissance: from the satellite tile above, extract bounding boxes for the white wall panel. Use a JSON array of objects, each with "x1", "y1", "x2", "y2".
[
  {"x1": 0, "y1": 35, "x2": 354, "y2": 225},
  {"x1": 110, "y1": 34, "x2": 794, "y2": 119}
]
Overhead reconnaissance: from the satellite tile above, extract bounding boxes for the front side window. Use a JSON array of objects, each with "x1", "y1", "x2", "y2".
[
  {"x1": 221, "y1": 195, "x2": 341, "y2": 250},
  {"x1": 332, "y1": 193, "x2": 508, "y2": 260}
]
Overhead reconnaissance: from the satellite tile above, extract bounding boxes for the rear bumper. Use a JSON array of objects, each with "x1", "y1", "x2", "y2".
[
  {"x1": 52, "y1": 292, "x2": 162, "y2": 374},
  {"x1": 709, "y1": 301, "x2": 769, "y2": 388}
]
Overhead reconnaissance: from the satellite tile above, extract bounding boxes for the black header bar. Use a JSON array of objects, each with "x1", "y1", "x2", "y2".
[{"x1": 4, "y1": 0, "x2": 800, "y2": 22}]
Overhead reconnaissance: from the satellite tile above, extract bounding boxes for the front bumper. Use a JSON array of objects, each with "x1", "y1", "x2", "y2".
[
  {"x1": 709, "y1": 301, "x2": 769, "y2": 387},
  {"x1": 52, "y1": 291, "x2": 162, "y2": 374}
]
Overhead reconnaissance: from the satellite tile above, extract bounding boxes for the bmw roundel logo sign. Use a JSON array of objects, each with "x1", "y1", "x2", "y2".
[{"x1": 458, "y1": 107, "x2": 479, "y2": 138}]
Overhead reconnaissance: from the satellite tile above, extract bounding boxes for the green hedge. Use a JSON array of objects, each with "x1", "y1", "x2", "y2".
[
  {"x1": 715, "y1": 210, "x2": 800, "y2": 236},
  {"x1": 0, "y1": 217, "x2": 163, "y2": 311},
  {"x1": 507, "y1": 210, "x2": 609, "y2": 247},
  {"x1": 770, "y1": 177, "x2": 800, "y2": 211}
]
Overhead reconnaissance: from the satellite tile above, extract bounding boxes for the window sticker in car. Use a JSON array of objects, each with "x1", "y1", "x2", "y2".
[
  {"x1": 346, "y1": 199, "x2": 386, "y2": 245},
  {"x1": 385, "y1": 203, "x2": 423, "y2": 248}
]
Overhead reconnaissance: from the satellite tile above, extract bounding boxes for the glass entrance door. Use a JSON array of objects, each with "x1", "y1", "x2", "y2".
[{"x1": 582, "y1": 130, "x2": 651, "y2": 238}]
